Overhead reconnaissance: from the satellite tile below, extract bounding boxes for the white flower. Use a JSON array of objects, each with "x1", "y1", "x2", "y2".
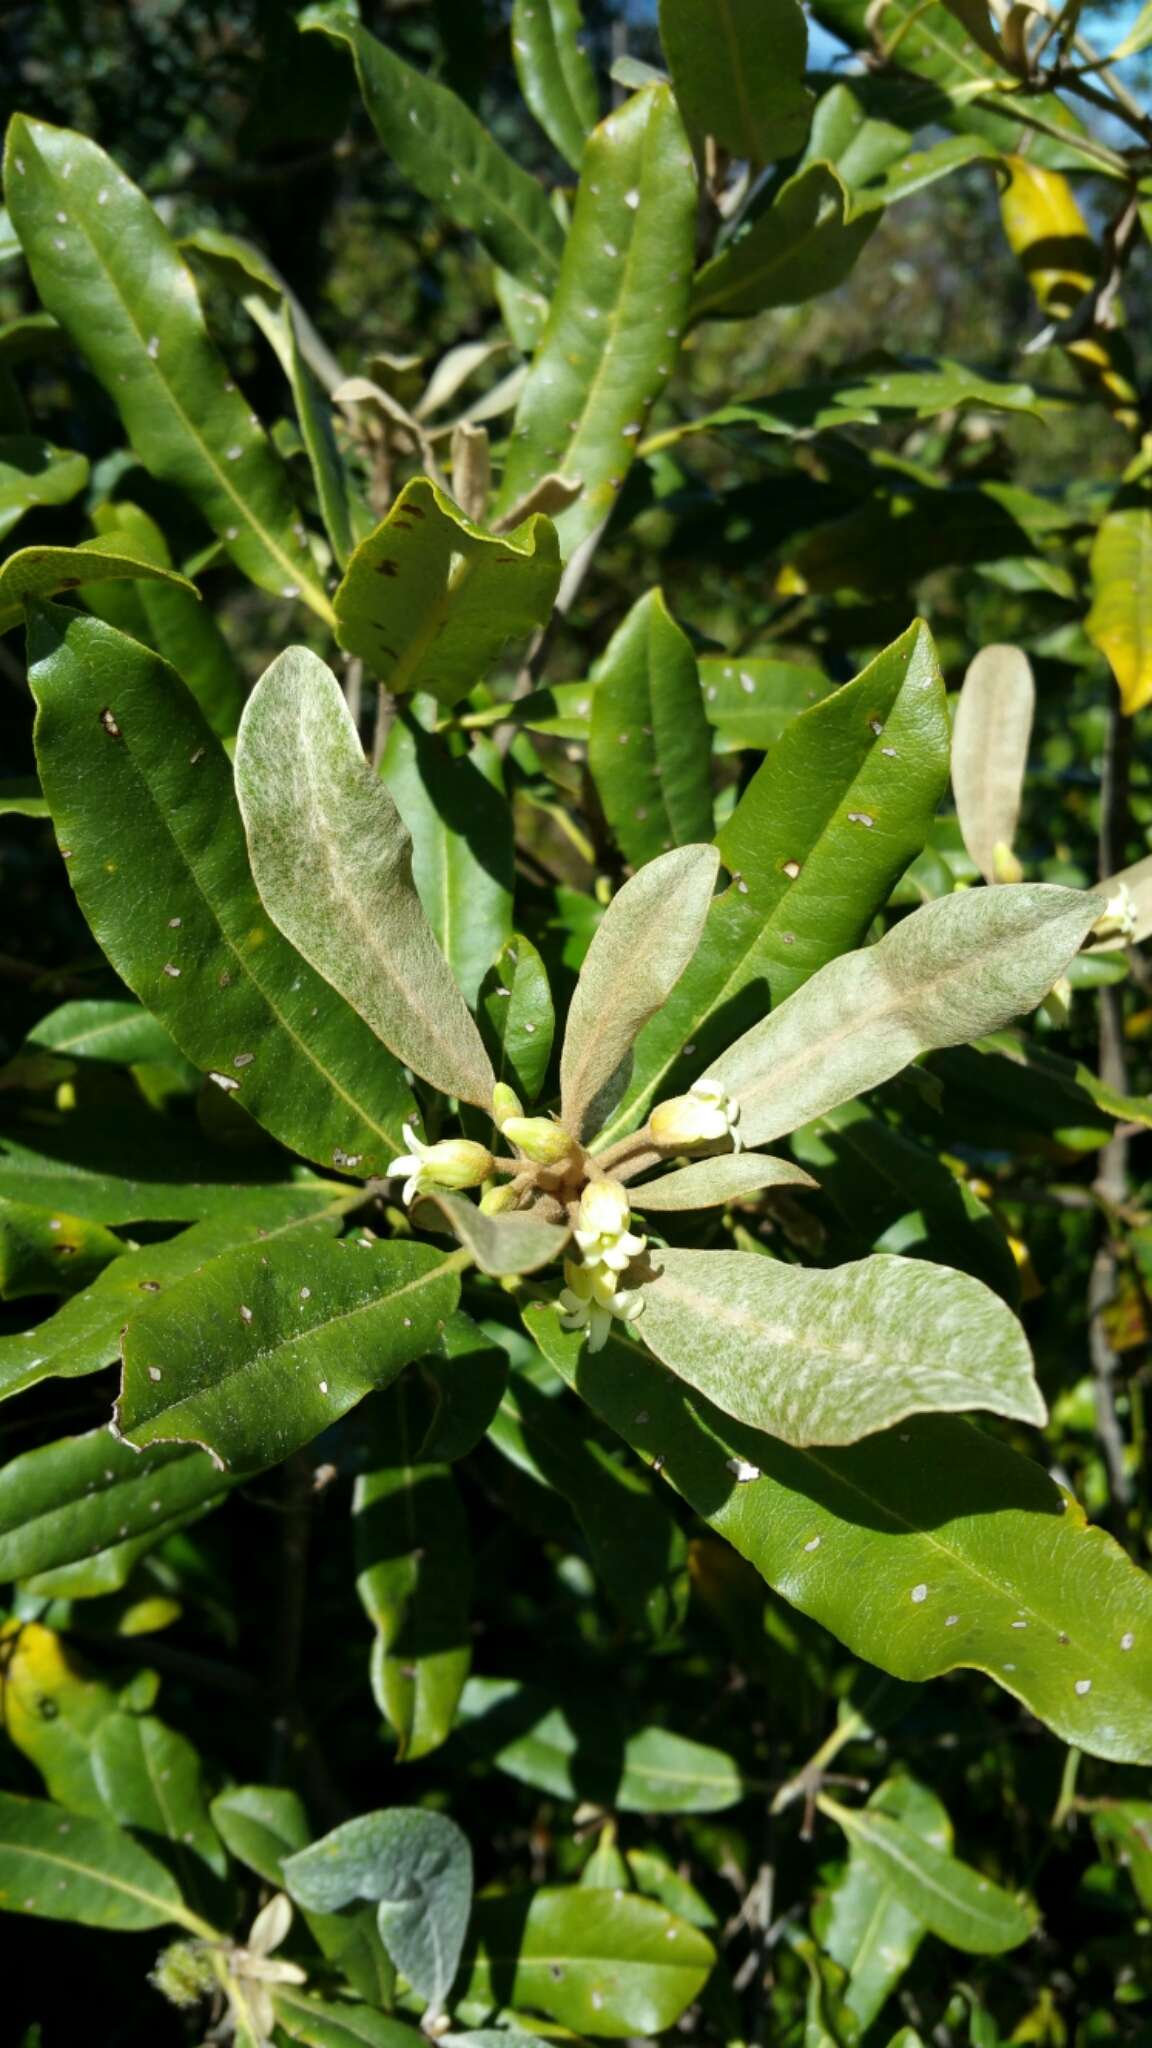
[
  {"x1": 558, "y1": 1257, "x2": 646, "y2": 1351},
  {"x1": 1090, "y1": 882, "x2": 1138, "y2": 945},
  {"x1": 650, "y1": 1076, "x2": 741, "y2": 1151},
  {"x1": 387, "y1": 1123, "x2": 494, "y2": 1206},
  {"x1": 572, "y1": 1176, "x2": 646, "y2": 1271}
]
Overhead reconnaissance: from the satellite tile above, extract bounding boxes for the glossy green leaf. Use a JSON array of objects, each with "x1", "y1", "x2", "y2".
[
  {"x1": 821, "y1": 1796, "x2": 1035, "y2": 1955},
  {"x1": 0, "y1": 434, "x2": 87, "y2": 541},
  {"x1": 561, "y1": 843, "x2": 719, "y2": 1142},
  {"x1": 0, "y1": 1198, "x2": 123, "y2": 1299},
  {"x1": 534, "y1": 1309, "x2": 1152, "y2": 1764},
  {"x1": 594, "y1": 622, "x2": 949, "y2": 1147},
  {"x1": 512, "y1": 0, "x2": 598, "y2": 168},
  {"x1": 304, "y1": 7, "x2": 564, "y2": 290},
  {"x1": 0, "y1": 777, "x2": 47, "y2": 816},
  {"x1": 818, "y1": 1776, "x2": 952, "y2": 2028},
  {"x1": 0, "y1": 1428, "x2": 234, "y2": 1584},
  {"x1": 478, "y1": 936, "x2": 555, "y2": 1103},
  {"x1": 284, "y1": 1807, "x2": 472, "y2": 2009},
  {"x1": 683, "y1": 360, "x2": 1042, "y2": 448},
  {"x1": 1090, "y1": 1800, "x2": 1152, "y2": 1909},
  {"x1": 493, "y1": 86, "x2": 697, "y2": 557},
  {"x1": 790, "y1": 1099, "x2": 1018, "y2": 1300},
  {"x1": 4, "y1": 117, "x2": 331, "y2": 618},
  {"x1": 927, "y1": 1033, "x2": 1152, "y2": 1149},
  {"x1": 0, "y1": 1789, "x2": 202, "y2": 1932},
  {"x1": 80, "y1": 500, "x2": 245, "y2": 740},
  {"x1": 699, "y1": 654, "x2": 832, "y2": 753},
  {"x1": 25, "y1": 997, "x2": 181, "y2": 1069},
  {"x1": 274, "y1": 1989, "x2": 419, "y2": 2048},
  {"x1": 235, "y1": 645, "x2": 495, "y2": 1109},
  {"x1": 0, "y1": 1111, "x2": 337, "y2": 1224},
  {"x1": 414, "y1": 1193, "x2": 571, "y2": 1277},
  {"x1": 29, "y1": 605, "x2": 416, "y2": 1175},
  {"x1": 489, "y1": 1370, "x2": 689, "y2": 1637},
  {"x1": 951, "y1": 645, "x2": 1035, "y2": 883},
  {"x1": 0, "y1": 536, "x2": 196, "y2": 635},
  {"x1": 355, "y1": 1380, "x2": 472, "y2": 1761},
  {"x1": 658, "y1": 0, "x2": 812, "y2": 164},
  {"x1": 705, "y1": 885, "x2": 1101, "y2": 1149},
  {"x1": 333, "y1": 478, "x2": 561, "y2": 706},
  {"x1": 459, "y1": 1885, "x2": 714, "y2": 2036},
  {"x1": 414, "y1": 1313, "x2": 511, "y2": 1463},
  {"x1": 380, "y1": 703, "x2": 513, "y2": 1006},
  {"x1": 117, "y1": 1236, "x2": 463, "y2": 1471},
  {"x1": 692, "y1": 164, "x2": 877, "y2": 322},
  {"x1": 456, "y1": 1677, "x2": 740, "y2": 1811},
  {"x1": 630, "y1": 1152, "x2": 816, "y2": 1211},
  {"x1": 91, "y1": 1712, "x2": 227, "y2": 1880},
  {"x1": 637, "y1": 1247, "x2": 1043, "y2": 1444},
  {"x1": 0, "y1": 1200, "x2": 339, "y2": 1405},
  {"x1": 587, "y1": 591, "x2": 713, "y2": 867}
]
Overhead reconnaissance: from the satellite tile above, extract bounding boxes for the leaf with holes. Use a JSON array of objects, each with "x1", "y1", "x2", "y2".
[
  {"x1": 0, "y1": 1112, "x2": 338, "y2": 1226},
  {"x1": 0, "y1": 1790, "x2": 203, "y2": 1933},
  {"x1": 235, "y1": 646, "x2": 495, "y2": 1108},
  {"x1": 820, "y1": 1795, "x2": 1035, "y2": 1954},
  {"x1": 333, "y1": 478, "x2": 561, "y2": 706},
  {"x1": 4, "y1": 117, "x2": 330, "y2": 617},
  {"x1": 492, "y1": 87, "x2": 697, "y2": 557},
  {"x1": 0, "y1": 1198, "x2": 123, "y2": 1300},
  {"x1": 116, "y1": 1236, "x2": 463, "y2": 1471},
  {"x1": 0, "y1": 1428, "x2": 235, "y2": 1587},
  {"x1": 0, "y1": 536, "x2": 196, "y2": 635},
  {"x1": 587, "y1": 591, "x2": 713, "y2": 868},
  {"x1": 658, "y1": 0, "x2": 812, "y2": 164},
  {"x1": 458, "y1": 1886, "x2": 714, "y2": 2036},
  {"x1": 699, "y1": 654, "x2": 832, "y2": 753},
  {"x1": 29, "y1": 605, "x2": 416, "y2": 1175},
  {"x1": 533, "y1": 1309, "x2": 1152, "y2": 1765},
  {"x1": 593, "y1": 622, "x2": 949, "y2": 1149}
]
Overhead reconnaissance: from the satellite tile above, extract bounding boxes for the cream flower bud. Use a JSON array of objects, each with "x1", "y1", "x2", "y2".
[
  {"x1": 479, "y1": 1184, "x2": 519, "y2": 1215},
  {"x1": 650, "y1": 1076, "x2": 741, "y2": 1151},
  {"x1": 387, "y1": 1122, "x2": 494, "y2": 1207},
  {"x1": 1089, "y1": 883, "x2": 1138, "y2": 946},
  {"x1": 503, "y1": 1115, "x2": 573, "y2": 1165},
  {"x1": 558, "y1": 1256, "x2": 646, "y2": 1351},
  {"x1": 491, "y1": 1082, "x2": 523, "y2": 1130},
  {"x1": 572, "y1": 1177, "x2": 646, "y2": 1274}
]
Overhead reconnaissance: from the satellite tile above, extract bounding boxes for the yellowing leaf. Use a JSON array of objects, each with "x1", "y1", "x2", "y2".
[{"x1": 1086, "y1": 495, "x2": 1152, "y2": 715}]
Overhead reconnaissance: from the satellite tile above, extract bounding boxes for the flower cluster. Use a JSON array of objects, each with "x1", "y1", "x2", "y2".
[
  {"x1": 649, "y1": 1075, "x2": 741, "y2": 1151},
  {"x1": 559, "y1": 1177, "x2": 647, "y2": 1351}
]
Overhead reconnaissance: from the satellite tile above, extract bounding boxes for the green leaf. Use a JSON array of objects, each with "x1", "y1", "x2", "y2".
[
  {"x1": 414, "y1": 1194, "x2": 571, "y2": 1277},
  {"x1": 0, "y1": 434, "x2": 87, "y2": 541},
  {"x1": 594, "y1": 622, "x2": 950, "y2": 1147},
  {"x1": 0, "y1": 1789, "x2": 203, "y2": 1932},
  {"x1": 380, "y1": 704, "x2": 513, "y2": 1006},
  {"x1": 705, "y1": 884, "x2": 1101, "y2": 1150},
  {"x1": 658, "y1": 0, "x2": 812, "y2": 164},
  {"x1": 951, "y1": 645, "x2": 1035, "y2": 883},
  {"x1": 630, "y1": 1152, "x2": 816, "y2": 1211},
  {"x1": 0, "y1": 536, "x2": 197, "y2": 636},
  {"x1": 459, "y1": 1885, "x2": 714, "y2": 2036},
  {"x1": 303, "y1": 7, "x2": 564, "y2": 290},
  {"x1": 91, "y1": 1713, "x2": 227, "y2": 1881},
  {"x1": 821, "y1": 1795, "x2": 1035, "y2": 1955},
  {"x1": 0, "y1": 1200, "x2": 339, "y2": 1405},
  {"x1": 929, "y1": 1032, "x2": 1152, "y2": 1150},
  {"x1": 0, "y1": 1621, "x2": 120, "y2": 1813},
  {"x1": 0, "y1": 1198, "x2": 124, "y2": 1299},
  {"x1": 587, "y1": 591, "x2": 713, "y2": 867},
  {"x1": 1090, "y1": 1800, "x2": 1152, "y2": 1909},
  {"x1": 355, "y1": 1379, "x2": 472, "y2": 1761},
  {"x1": 478, "y1": 937, "x2": 555, "y2": 1103},
  {"x1": 4, "y1": 117, "x2": 331, "y2": 619},
  {"x1": 284, "y1": 1807, "x2": 472, "y2": 2010},
  {"x1": 1086, "y1": 490, "x2": 1152, "y2": 715},
  {"x1": 512, "y1": 0, "x2": 598, "y2": 169},
  {"x1": 333, "y1": 478, "x2": 561, "y2": 708},
  {"x1": 489, "y1": 1370, "x2": 689, "y2": 1637},
  {"x1": 25, "y1": 998, "x2": 182, "y2": 1069},
  {"x1": 0, "y1": 1428, "x2": 233, "y2": 1584},
  {"x1": 818, "y1": 1776, "x2": 952, "y2": 2028},
  {"x1": 692, "y1": 164, "x2": 877, "y2": 322},
  {"x1": 560, "y1": 843, "x2": 719, "y2": 1142},
  {"x1": 0, "y1": 1111, "x2": 337, "y2": 1224},
  {"x1": 636, "y1": 1247, "x2": 1044, "y2": 1444},
  {"x1": 456, "y1": 1676, "x2": 740, "y2": 1811},
  {"x1": 235, "y1": 645, "x2": 495, "y2": 1109},
  {"x1": 274, "y1": 1989, "x2": 419, "y2": 2048},
  {"x1": 492, "y1": 86, "x2": 697, "y2": 558},
  {"x1": 699, "y1": 654, "x2": 832, "y2": 753},
  {"x1": 117, "y1": 1236, "x2": 463, "y2": 1471},
  {"x1": 29, "y1": 605, "x2": 417, "y2": 1176},
  {"x1": 533, "y1": 1310, "x2": 1152, "y2": 1765},
  {"x1": 81, "y1": 500, "x2": 246, "y2": 740}
]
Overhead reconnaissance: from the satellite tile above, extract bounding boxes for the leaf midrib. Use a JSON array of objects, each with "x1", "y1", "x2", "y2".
[{"x1": 840, "y1": 1808, "x2": 1024, "y2": 1939}]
